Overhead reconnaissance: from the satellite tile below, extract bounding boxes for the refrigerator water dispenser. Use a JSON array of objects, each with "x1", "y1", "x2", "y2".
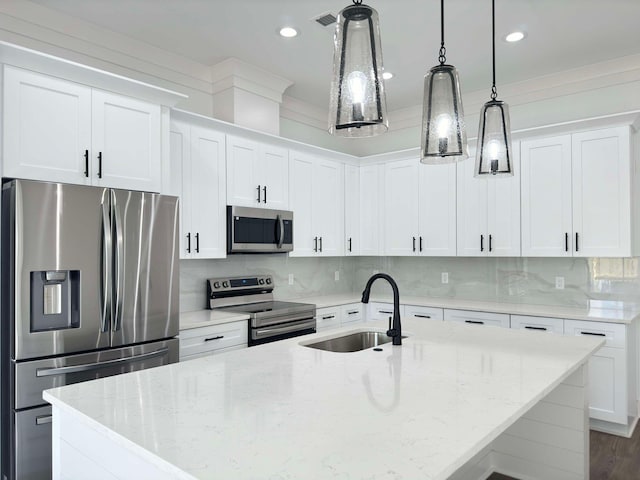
[{"x1": 30, "y1": 270, "x2": 80, "y2": 332}]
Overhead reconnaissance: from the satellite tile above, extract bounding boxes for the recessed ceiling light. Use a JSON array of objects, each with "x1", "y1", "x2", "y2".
[
  {"x1": 504, "y1": 31, "x2": 525, "y2": 43},
  {"x1": 383, "y1": 71, "x2": 394, "y2": 80},
  {"x1": 279, "y1": 27, "x2": 298, "y2": 38}
]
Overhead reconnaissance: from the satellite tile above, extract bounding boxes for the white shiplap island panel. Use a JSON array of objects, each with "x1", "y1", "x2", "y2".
[{"x1": 44, "y1": 318, "x2": 602, "y2": 480}]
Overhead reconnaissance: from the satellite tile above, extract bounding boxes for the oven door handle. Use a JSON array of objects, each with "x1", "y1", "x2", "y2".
[
  {"x1": 276, "y1": 214, "x2": 284, "y2": 249},
  {"x1": 254, "y1": 319, "x2": 316, "y2": 339}
]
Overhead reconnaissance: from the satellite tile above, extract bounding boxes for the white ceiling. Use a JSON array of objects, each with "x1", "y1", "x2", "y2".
[{"x1": 29, "y1": 0, "x2": 640, "y2": 112}]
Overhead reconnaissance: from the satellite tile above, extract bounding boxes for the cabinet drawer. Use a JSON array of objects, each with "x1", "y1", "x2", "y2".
[
  {"x1": 340, "y1": 304, "x2": 363, "y2": 324},
  {"x1": 181, "y1": 344, "x2": 246, "y2": 362},
  {"x1": 444, "y1": 309, "x2": 510, "y2": 328},
  {"x1": 563, "y1": 319, "x2": 626, "y2": 349},
  {"x1": 316, "y1": 307, "x2": 341, "y2": 331},
  {"x1": 404, "y1": 305, "x2": 443, "y2": 321},
  {"x1": 367, "y1": 302, "x2": 403, "y2": 322},
  {"x1": 179, "y1": 321, "x2": 248, "y2": 359},
  {"x1": 510, "y1": 315, "x2": 564, "y2": 334}
]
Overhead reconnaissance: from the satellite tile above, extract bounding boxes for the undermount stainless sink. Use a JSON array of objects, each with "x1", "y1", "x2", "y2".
[{"x1": 303, "y1": 331, "x2": 405, "y2": 353}]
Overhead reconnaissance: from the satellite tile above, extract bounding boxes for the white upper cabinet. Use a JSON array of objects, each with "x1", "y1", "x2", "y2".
[
  {"x1": 3, "y1": 66, "x2": 162, "y2": 192},
  {"x1": 289, "y1": 151, "x2": 344, "y2": 257},
  {"x1": 359, "y1": 164, "x2": 384, "y2": 256},
  {"x1": 226, "y1": 135, "x2": 289, "y2": 209},
  {"x1": 457, "y1": 146, "x2": 521, "y2": 257},
  {"x1": 344, "y1": 164, "x2": 360, "y2": 255},
  {"x1": 572, "y1": 127, "x2": 631, "y2": 257},
  {"x1": 91, "y1": 90, "x2": 161, "y2": 191},
  {"x1": 521, "y1": 127, "x2": 633, "y2": 257},
  {"x1": 384, "y1": 159, "x2": 420, "y2": 256},
  {"x1": 170, "y1": 118, "x2": 226, "y2": 259},
  {"x1": 521, "y1": 135, "x2": 573, "y2": 256},
  {"x1": 384, "y1": 158, "x2": 456, "y2": 256}
]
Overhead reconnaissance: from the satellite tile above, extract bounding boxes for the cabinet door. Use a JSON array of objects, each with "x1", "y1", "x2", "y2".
[
  {"x1": 360, "y1": 164, "x2": 383, "y2": 256},
  {"x1": 344, "y1": 164, "x2": 360, "y2": 255},
  {"x1": 259, "y1": 144, "x2": 289, "y2": 209},
  {"x1": 190, "y1": 126, "x2": 226, "y2": 259},
  {"x1": 572, "y1": 127, "x2": 631, "y2": 257},
  {"x1": 91, "y1": 90, "x2": 161, "y2": 192},
  {"x1": 384, "y1": 159, "x2": 419, "y2": 256},
  {"x1": 289, "y1": 152, "x2": 315, "y2": 256},
  {"x1": 487, "y1": 142, "x2": 521, "y2": 256},
  {"x1": 226, "y1": 135, "x2": 259, "y2": 207},
  {"x1": 510, "y1": 315, "x2": 564, "y2": 334},
  {"x1": 313, "y1": 159, "x2": 344, "y2": 256},
  {"x1": 169, "y1": 120, "x2": 192, "y2": 259},
  {"x1": 521, "y1": 135, "x2": 573, "y2": 257},
  {"x1": 3, "y1": 66, "x2": 91, "y2": 184},
  {"x1": 587, "y1": 346, "x2": 627, "y2": 424},
  {"x1": 457, "y1": 156, "x2": 488, "y2": 256},
  {"x1": 418, "y1": 162, "x2": 457, "y2": 256}
]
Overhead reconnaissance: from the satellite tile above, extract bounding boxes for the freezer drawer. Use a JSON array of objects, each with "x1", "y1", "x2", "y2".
[
  {"x1": 12, "y1": 405, "x2": 52, "y2": 480},
  {"x1": 13, "y1": 338, "x2": 178, "y2": 410}
]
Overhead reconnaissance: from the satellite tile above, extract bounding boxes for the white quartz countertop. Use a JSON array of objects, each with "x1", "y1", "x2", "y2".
[
  {"x1": 291, "y1": 293, "x2": 640, "y2": 324},
  {"x1": 44, "y1": 318, "x2": 602, "y2": 480},
  {"x1": 179, "y1": 309, "x2": 250, "y2": 330}
]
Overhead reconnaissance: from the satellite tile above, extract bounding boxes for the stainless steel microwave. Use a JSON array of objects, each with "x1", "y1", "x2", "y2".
[{"x1": 227, "y1": 206, "x2": 293, "y2": 253}]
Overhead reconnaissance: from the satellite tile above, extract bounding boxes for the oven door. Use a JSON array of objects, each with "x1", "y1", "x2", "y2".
[
  {"x1": 250, "y1": 318, "x2": 316, "y2": 346},
  {"x1": 227, "y1": 206, "x2": 293, "y2": 253}
]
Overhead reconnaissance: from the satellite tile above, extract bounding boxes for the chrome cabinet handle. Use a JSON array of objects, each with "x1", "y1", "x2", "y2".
[{"x1": 36, "y1": 348, "x2": 169, "y2": 377}]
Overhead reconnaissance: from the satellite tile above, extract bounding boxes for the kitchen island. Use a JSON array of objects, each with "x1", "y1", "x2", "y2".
[{"x1": 44, "y1": 318, "x2": 602, "y2": 480}]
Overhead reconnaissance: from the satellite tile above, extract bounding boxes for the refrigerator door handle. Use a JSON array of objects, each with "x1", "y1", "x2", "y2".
[
  {"x1": 111, "y1": 190, "x2": 124, "y2": 332},
  {"x1": 35, "y1": 348, "x2": 169, "y2": 377},
  {"x1": 100, "y1": 191, "x2": 112, "y2": 333}
]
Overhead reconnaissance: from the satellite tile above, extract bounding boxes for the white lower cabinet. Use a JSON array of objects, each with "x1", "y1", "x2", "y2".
[
  {"x1": 564, "y1": 319, "x2": 632, "y2": 426},
  {"x1": 444, "y1": 309, "x2": 510, "y2": 328},
  {"x1": 366, "y1": 302, "x2": 403, "y2": 323},
  {"x1": 340, "y1": 303, "x2": 364, "y2": 326},
  {"x1": 404, "y1": 305, "x2": 444, "y2": 322},
  {"x1": 179, "y1": 321, "x2": 248, "y2": 361},
  {"x1": 316, "y1": 306, "x2": 341, "y2": 332},
  {"x1": 510, "y1": 315, "x2": 564, "y2": 334}
]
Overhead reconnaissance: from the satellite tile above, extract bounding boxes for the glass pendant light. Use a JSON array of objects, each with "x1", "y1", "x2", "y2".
[
  {"x1": 475, "y1": 0, "x2": 513, "y2": 177},
  {"x1": 329, "y1": 0, "x2": 388, "y2": 137},
  {"x1": 421, "y1": 0, "x2": 468, "y2": 164}
]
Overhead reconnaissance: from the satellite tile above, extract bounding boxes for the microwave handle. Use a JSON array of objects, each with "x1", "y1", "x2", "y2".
[{"x1": 276, "y1": 214, "x2": 284, "y2": 249}]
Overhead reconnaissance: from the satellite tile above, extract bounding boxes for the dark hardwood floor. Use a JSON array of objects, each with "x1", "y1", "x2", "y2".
[{"x1": 487, "y1": 426, "x2": 640, "y2": 480}]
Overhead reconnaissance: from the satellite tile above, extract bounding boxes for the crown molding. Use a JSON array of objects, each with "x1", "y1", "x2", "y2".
[
  {"x1": 211, "y1": 58, "x2": 293, "y2": 104},
  {"x1": 281, "y1": 95, "x2": 328, "y2": 130}
]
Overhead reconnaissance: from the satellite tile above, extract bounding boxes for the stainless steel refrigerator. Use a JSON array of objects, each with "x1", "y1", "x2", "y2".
[{"x1": 1, "y1": 179, "x2": 180, "y2": 480}]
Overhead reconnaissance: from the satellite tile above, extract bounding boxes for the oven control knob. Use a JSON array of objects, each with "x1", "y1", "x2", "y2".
[
  {"x1": 266, "y1": 278, "x2": 272, "y2": 285},
  {"x1": 213, "y1": 281, "x2": 221, "y2": 289},
  {"x1": 222, "y1": 281, "x2": 229, "y2": 288},
  {"x1": 258, "y1": 278, "x2": 265, "y2": 285}
]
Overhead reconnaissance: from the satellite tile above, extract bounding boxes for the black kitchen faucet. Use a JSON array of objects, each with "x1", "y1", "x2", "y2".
[{"x1": 361, "y1": 273, "x2": 402, "y2": 346}]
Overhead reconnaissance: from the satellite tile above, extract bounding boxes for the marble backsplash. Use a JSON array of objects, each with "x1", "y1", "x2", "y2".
[{"x1": 180, "y1": 255, "x2": 640, "y2": 312}]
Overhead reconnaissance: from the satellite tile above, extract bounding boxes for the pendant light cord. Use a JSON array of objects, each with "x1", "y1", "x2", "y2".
[
  {"x1": 491, "y1": 0, "x2": 497, "y2": 100},
  {"x1": 438, "y1": 0, "x2": 446, "y2": 64}
]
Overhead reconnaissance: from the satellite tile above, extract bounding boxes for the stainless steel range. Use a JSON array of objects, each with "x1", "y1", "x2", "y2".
[{"x1": 207, "y1": 275, "x2": 316, "y2": 346}]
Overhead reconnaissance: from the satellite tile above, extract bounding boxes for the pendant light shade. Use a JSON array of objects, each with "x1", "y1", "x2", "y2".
[
  {"x1": 421, "y1": 0, "x2": 468, "y2": 164},
  {"x1": 329, "y1": 1, "x2": 388, "y2": 137},
  {"x1": 475, "y1": 0, "x2": 514, "y2": 177},
  {"x1": 421, "y1": 65, "x2": 468, "y2": 162}
]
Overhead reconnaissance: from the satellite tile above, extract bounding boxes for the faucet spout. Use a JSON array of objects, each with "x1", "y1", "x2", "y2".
[{"x1": 361, "y1": 273, "x2": 402, "y2": 346}]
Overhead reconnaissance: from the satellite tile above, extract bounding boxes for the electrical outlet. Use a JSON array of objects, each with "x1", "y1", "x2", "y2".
[
  {"x1": 555, "y1": 276, "x2": 565, "y2": 289},
  {"x1": 334, "y1": 270, "x2": 340, "y2": 281},
  {"x1": 288, "y1": 273, "x2": 294, "y2": 286},
  {"x1": 441, "y1": 272, "x2": 449, "y2": 284}
]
